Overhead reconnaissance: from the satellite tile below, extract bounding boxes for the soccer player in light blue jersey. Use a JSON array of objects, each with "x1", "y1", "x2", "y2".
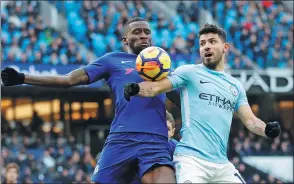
[{"x1": 124, "y1": 23, "x2": 281, "y2": 183}]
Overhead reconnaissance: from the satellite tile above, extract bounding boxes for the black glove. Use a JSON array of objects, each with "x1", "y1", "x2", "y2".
[
  {"x1": 124, "y1": 83, "x2": 140, "y2": 101},
  {"x1": 1, "y1": 67, "x2": 25, "y2": 86},
  {"x1": 265, "y1": 121, "x2": 281, "y2": 138}
]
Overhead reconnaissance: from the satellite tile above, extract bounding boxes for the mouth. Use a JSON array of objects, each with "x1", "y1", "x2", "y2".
[
  {"x1": 204, "y1": 52, "x2": 213, "y2": 58},
  {"x1": 139, "y1": 42, "x2": 149, "y2": 46}
]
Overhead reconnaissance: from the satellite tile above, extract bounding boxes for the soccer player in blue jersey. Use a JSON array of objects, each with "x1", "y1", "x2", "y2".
[
  {"x1": 130, "y1": 110, "x2": 178, "y2": 184},
  {"x1": 124, "y1": 23, "x2": 281, "y2": 183},
  {"x1": 1, "y1": 17, "x2": 177, "y2": 183}
]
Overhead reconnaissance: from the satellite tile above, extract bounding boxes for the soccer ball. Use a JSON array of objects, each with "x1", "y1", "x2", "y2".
[{"x1": 136, "y1": 46, "x2": 171, "y2": 81}]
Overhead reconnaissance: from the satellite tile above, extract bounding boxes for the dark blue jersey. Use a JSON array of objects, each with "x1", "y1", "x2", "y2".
[
  {"x1": 168, "y1": 138, "x2": 178, "y2": 159},
  {"x1": 129, "y1": 138, "x2": 178, "y2": 184},
  {"x1": 83, "y1": 52, "x2": 168, "y2": 138}
]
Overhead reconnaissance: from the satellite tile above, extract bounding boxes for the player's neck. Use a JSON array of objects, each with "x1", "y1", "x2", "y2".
[
  {"x1": 204, "y1": 62, "x2": 225, "y2": 72},
  {"x1": 215, "y1": 61, "x2": 225, "y2": 72},
  {"x1": 127, "y1": 48, "x2": 137, "y2": 55}
]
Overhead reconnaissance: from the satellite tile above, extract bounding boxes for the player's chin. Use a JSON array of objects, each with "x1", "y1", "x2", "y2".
[
  {"x1": 135, "y1": 45, "x2": 149, "y2": 53},
  {"x1": 203, "y1": 57, "x2": 212, "y2": 64}
]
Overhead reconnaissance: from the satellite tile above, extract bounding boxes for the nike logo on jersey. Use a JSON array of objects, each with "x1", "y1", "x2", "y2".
[
  {"x1": 200, "y1": 80, "x2": 210, "y2": 84},
  {"x1": 125, "y1": 68, "x2": 135, "y2": 74},
  {"x1": 121, "y1": 60, "x2": 133, "y2": 64}
]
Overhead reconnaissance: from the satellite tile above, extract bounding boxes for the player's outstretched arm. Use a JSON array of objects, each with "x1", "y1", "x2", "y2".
[
  {"x1": 1, "y1": 67, "x2": 89, "y2": 88},
  {"x1": 237, "y1": 105, "x2": 281, "y2": 138},
  {"x1": 124, "y1": 78, "x2": 173, "y2": 101}
]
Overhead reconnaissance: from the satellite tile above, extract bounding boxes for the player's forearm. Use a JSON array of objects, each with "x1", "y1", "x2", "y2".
[
  {"x1": 24, "y1": 69, "x2": 89, "y2": 88},
  {"x1": 137, "y1": 78, "x2": 173, "y2": 97},
  {"x1": 137, "y1": 82, "x2": 159, "y2": 97},
  {"x1": 24, "y1": 74, "x2": 71, "y2": 88},
  {"x1": 244, "y1": 117, "x2": 267, "y2": 137}
]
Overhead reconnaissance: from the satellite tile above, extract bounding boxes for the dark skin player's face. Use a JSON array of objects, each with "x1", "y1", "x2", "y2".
[{"x1": 123, "y1": 21, "x2": 152, "y2": 55}]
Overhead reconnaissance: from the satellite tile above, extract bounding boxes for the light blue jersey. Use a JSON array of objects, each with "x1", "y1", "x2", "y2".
[{"x1": 167, "y1": 64, "x2": 248, "y2": 164}]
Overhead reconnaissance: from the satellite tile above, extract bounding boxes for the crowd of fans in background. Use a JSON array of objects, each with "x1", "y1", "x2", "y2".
[
  {"x1": 1, "y1": 107, "x2": 293, "y2": 183},
  {"x1": 1, "y1": 1, "x2": 293, "y2": 182},
  {"x1": 1, "y1": 113, "x2": 96, "y2": 183},
  {"x1": 2, "y1": 1, "x2": 293, "y2": 69},
  {"x1": 1, "y1": 1, "x2": 92, "y2": 66}
]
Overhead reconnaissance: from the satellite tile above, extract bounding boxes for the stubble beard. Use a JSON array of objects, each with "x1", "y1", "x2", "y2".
[
  {"x1": 129, "y1": 44, "x2": 149, "y2": 55},
  {"x1": 202, "y1": 51, "x2": 224, "y2": 70}
]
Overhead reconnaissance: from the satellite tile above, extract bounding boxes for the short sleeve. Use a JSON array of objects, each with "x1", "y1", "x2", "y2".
[
  {"x1": 83, "y1": 54, "x2": 109, "y2": 84},
  {"x1": 167, "y1": 65, "x2": 192, "y2": 90},
  {"x1": 235, "y1": 82, "x2": 249, "y2": 111}
]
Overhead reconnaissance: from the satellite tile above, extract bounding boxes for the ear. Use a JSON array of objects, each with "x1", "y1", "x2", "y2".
[
  {"x1": 224, "y1": 43, "x2": 230, "y2": 53},
  {"x1": 122, "y1": 36, "x2": 128, "y2": 46}
]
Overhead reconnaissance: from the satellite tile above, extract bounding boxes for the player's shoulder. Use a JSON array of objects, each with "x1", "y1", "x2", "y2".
[
  {"x1": 175, "y1": 64, "x2": 200, "y2": 71},
  {"x1": 92, "y1": 52, "x2": 133, "y2": 64},
  {"x1": 102, "y1": 51, "x2": 130, "y2": 59},
  {"x1": 224, "y1": 72, "x2": 244, "y2": 88}
]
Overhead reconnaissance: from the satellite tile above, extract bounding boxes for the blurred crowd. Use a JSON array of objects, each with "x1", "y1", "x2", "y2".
[
  {"x1": 1, "y1": 1, "x2": 91, "y2": 65},
  {"x1": 210, "y1": 1, "x2": 293, "y2": 69},
  {"x1": 1, "y1": 115, "x2": 95, "y2": 183},
  {"x1": 227, "y1": 113, "x2": 293, "y2": 184},
  {"x1": 2, "y1": 110, "x2": 292, "y2": 183},
  {"x1": 1, "y1": 1, "x2": 293, "y2": 183},
  {"x1": 232, "y1": 128, "x2": 292, "y2": 157},
  {"x1": 2, "y1": 1, "x2": 293, "y2": 69},
  {"x1": 51, "y1": 0, "x2": 201, "y2": 68}
]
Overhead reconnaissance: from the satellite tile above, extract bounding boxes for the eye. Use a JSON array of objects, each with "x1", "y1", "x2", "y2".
[
  {"x1": 210, "y1": 40, "x2": 216, "y2": 44},
  {"x1": 145, "y1": 30, "x2": 151, "y2": 35},
  {"x1": 133, "y1": 30, "x2": 140, "y2": 35},
  {"x1": 200, "y1": 42, "x2": 205, "y2": 47}
]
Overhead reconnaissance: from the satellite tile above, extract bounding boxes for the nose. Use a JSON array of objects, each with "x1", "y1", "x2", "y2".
[
  {"x1": 140, "y1": 32, "x2": 148, "y2": 39},
  {"x1": 204, "y1": 46, "x2": 210, "y2": 52}
]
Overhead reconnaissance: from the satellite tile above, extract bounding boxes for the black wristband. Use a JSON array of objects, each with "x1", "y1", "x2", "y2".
[
  {"x1": 19, "y1": 73, "x2": 25, "y2": 84},
  {"x1": 131, "y1": 83, "x2": 140, "y2": 95}
]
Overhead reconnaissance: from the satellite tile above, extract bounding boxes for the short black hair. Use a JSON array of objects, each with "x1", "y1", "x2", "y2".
[
  {"x1": 123, "y1": 17, "x2": 147, "y2": 35},
  {"x1": 199, "y1": 23, "x2": 227, "y2": 42}
]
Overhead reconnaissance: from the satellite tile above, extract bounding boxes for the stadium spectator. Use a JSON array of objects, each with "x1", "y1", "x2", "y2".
[
  {"x1": 210, "y1": 1, "x2": 293, "y2": 69},
  {"x1": 2, "y1": 1, "x2": 88, "y2": 65},
  {"x1": 3, "y1": 163, "x2": 20, "y2": 184},
  {"x1": 3, "y1": 1, "x2": 292, "y2": 69},
  {"x1": 2, "y1": 110, "x2": 291, "y2": 183}
]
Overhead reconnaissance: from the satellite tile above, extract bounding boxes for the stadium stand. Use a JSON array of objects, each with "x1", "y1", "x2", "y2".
[
  {"x1": 1, "y1": 1, "x2": 89, "y2": 65},
  {"x1": 1, "y1": 111, "x2": 292, "y2": 183},
  {"x1": 1, "y1": 116, "x2": 95, "y2": 183},
  {"x1": 207, "y1": 1, "x2": 293, "y2": 69},
  {"x1": 1, "y1": 0, "x2": 293, "y2": 183},
  {"x1": 3, "y1": 1, "x2": 293, "y2": 69}
]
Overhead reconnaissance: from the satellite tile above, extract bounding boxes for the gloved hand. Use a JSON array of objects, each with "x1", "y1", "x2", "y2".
[
  {"x1": 124, "y1": 83, "x2": 140, "y2": 101},
  {"x1": 265, "y1": 121, "x2": 281, "y2": 138},
  {"x1": 1, "y1": 67, "x2": 25, "y2": 86}
]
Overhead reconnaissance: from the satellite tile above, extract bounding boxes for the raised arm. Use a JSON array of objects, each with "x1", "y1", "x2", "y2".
[
  {"x1": 236, "y1": 105, "x2": 280, "y2": 138},
  {"x1": 1, "y1": 67, "x2": 89, "y2": 88},
  {"x1": 25, "y1": 68, "x2": 89, "y2": 87}
]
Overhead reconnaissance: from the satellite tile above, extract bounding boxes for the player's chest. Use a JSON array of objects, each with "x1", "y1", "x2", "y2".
[
  {"x1": 110, "y1": 60, "x2": 143, "y2": 83},
  {"x1": 194, "y1": 75, "x2": 239, "y2": 103}
]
